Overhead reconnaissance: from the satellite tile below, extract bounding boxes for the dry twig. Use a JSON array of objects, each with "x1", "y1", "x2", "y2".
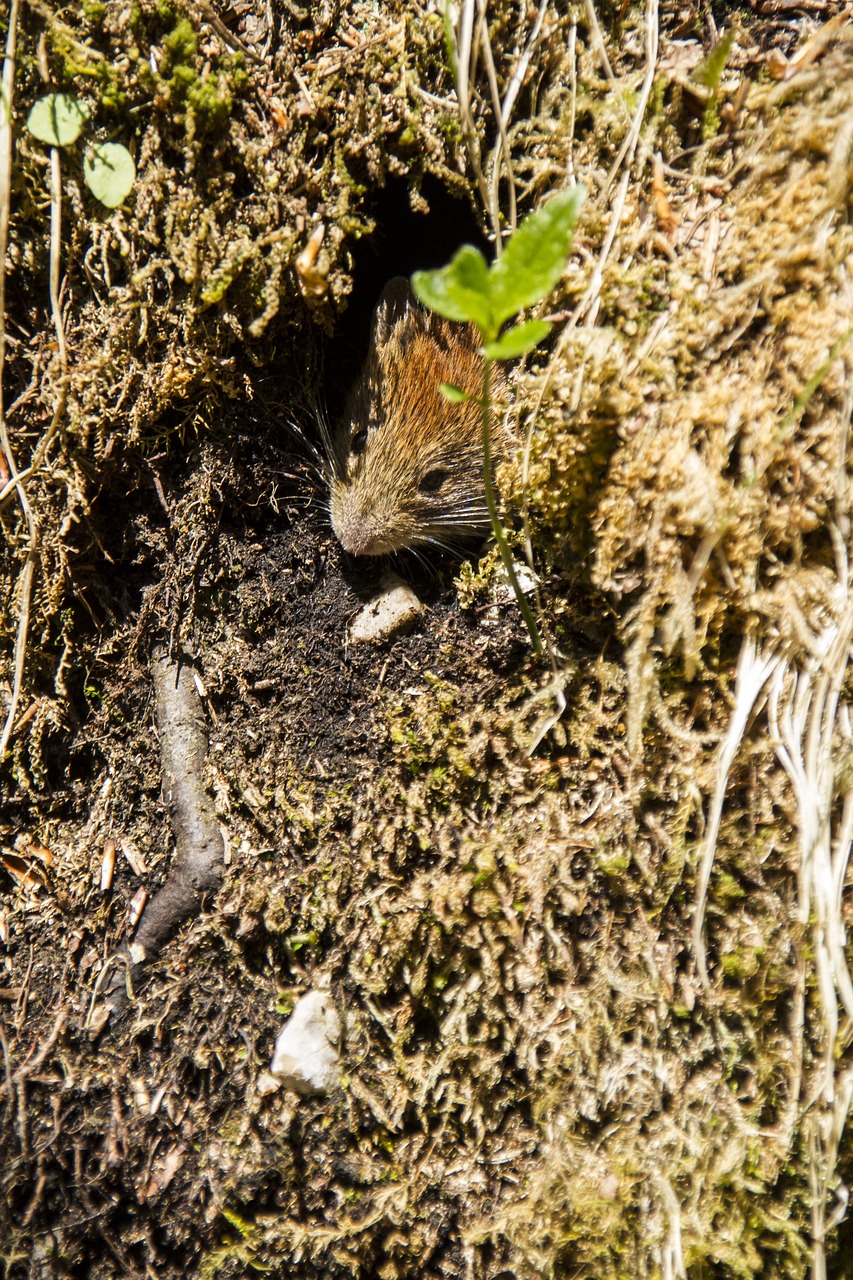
[{"x1": 0, "y1": 7, "x2": 70, "y2": 760}]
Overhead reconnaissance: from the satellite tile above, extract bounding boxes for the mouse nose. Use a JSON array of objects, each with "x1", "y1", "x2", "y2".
[
  {"x1": 331, "y1": 502, "x2": 381, "y2": 556},
  {"x1": 340, "y1": 525, "x2": 379, "y2": 556}
]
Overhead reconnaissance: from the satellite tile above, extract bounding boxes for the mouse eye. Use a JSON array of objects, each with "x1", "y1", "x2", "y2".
[
  {"x1": 419, "y1": 468, "x2": 450, "y2": 495},
  {"x1": 350, "y1": 429, "x2": 368, "y2": 456}
]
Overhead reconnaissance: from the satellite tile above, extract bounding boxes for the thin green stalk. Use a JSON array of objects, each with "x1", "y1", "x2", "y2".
[{"x1": 481, "y1": 357, "x2": 543, "y2": 656}]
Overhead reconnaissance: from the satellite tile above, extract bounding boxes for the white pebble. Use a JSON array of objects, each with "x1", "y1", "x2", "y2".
[
  {"x1": 255, "y1": 1071, "x2": 281, "y2": 1096},
  {"x1": 494, "y1": 558, "x2": 539, "y2": 600},
  {"x1": 348, "y1": 574, "x2": 423, "y2": 644},
  {"x1": 270, "y1": 989, "x2": 341, "y2": 1096}
]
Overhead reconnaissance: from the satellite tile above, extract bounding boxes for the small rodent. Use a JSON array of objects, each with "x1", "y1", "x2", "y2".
[{"x1": 328, "y1": 277, "x2": 510, "y2": 557}]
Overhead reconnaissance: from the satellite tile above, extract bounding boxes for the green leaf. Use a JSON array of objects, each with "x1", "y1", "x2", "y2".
[
  {"x1": 412, "y1": 245, "x2": 493, "y2": 335},
  {"x1": 488, "y1": 185, "x2": 586, "y2": 327},
  {"x1": 83, "y1": 142, "x2": 136, "y2": 207},
  {"x1": 694, "y1": 29, "x2": 736, "y2": 90},
  {"x1": 439, "y1": 382, "x2": 470, "y2": 402},
  {"x1": 26, "y1": 94, "x2": 90, "y2": 146},
  {"x1": 483, "y1": 319, "x2": 552, "y2": 361}
]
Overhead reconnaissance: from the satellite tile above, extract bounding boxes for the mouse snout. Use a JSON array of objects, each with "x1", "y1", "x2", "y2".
[{"x1": 330, "y1": 485, "x2": 396, "y2": 556}]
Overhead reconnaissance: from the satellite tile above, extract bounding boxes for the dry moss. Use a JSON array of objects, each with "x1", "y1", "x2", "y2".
[{"x1": 512, "y1": 33, "x2": 853, "y2": 746}]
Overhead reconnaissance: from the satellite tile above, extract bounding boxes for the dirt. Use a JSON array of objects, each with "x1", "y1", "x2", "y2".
[{"x1": 1, "y1": 416, "x2": 587, "y2": 1278}]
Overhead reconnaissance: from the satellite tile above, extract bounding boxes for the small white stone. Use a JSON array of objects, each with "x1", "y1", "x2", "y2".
[
  {"x1": 270, "y1": 989, "x2": 341, "y2": 1096},
  {"x1": 600, "y1": 1172, "x2": 620, "y2": 1201},
  {"x1": 348, "y1": 574, "x2": 423, "y2": 644},
  {"x1": 255, "y1": 1071, "x2": 281, "y2": 1096}
]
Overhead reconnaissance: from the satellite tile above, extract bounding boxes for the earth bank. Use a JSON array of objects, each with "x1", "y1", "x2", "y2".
[{"x1": 2, "y1": 3, "x2": 853, "y2": 1278}]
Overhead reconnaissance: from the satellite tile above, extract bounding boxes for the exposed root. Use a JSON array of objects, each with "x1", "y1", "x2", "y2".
[{"x1": 101, "y1": 647, "x2": 224, "y2": 1016}]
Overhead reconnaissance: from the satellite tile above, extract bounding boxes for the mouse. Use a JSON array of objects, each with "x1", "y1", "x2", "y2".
[{"x1": 326, "y1": 277, "x2": 511, "y2": 557}]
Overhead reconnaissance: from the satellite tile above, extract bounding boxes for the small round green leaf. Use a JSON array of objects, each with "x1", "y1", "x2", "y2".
[
  {"x1": 84, "y1": 143, "x2": 136, "y2": 208},
  {"x1": 27, "y1": 94, "x2": 90, "y2": 147}
]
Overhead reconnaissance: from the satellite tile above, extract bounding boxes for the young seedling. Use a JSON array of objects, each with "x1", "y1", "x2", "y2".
[
  {"x1": 412, "y1": 185, "x2": 586, "y2": 656},
  {"x1": 693, "y1": 29, "x2": 737, "y2": 140}
]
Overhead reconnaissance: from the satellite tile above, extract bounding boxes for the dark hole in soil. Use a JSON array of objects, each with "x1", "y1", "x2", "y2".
[{"x1": 328, "y1": 174, "x2": 489, "y2": 415}]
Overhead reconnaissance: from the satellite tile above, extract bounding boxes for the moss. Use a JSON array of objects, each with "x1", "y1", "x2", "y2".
[
  {"x1": 714, "y1": 870, "x2": 748, "y2": 906},
  {"x1": 160, "y1": 16, "x2": 198, "y2": 72},
  {"x1": 4, "y1": 5, "x2": 853, "y2": 1280},
  {"x1": 81, "y1": 0, "x2": 106, "y2": 22},
  {"x1": 185, "y1": 70, "x2": 234, "y2": 135},
  {"x1": 47, "y1": 22, "x2": 129, "y2": 108},
  {"x1": 720, "y1": 944, "x2": 766, "y2": 981}
]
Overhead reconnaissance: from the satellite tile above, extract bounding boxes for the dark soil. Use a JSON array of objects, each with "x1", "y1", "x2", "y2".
[{"x1": 0, "y1": 407, "x2": 567, "y2": 1278}]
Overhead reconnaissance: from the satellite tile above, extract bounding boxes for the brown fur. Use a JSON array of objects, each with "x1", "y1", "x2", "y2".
[{"x1": 329, "y1": 277, "x2": 511, "y2": 556}]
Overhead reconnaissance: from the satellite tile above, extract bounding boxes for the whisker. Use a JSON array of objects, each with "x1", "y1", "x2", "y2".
[
  {"x1": 413, "y1": 534, "x2": 474, "y2": 558},
  {"x1": 409, "y1": 546, "x2": 431, "y2": 573}
]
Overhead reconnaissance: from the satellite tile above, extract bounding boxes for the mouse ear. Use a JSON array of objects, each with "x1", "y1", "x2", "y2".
[{"x1": 371, "y1": 277, "x2": 421, "y2": 346}]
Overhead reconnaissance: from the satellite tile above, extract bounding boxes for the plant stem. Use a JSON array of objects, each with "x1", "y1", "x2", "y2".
[{"x1": 481, "y1": 356, "x2": 543, "y2": 656}]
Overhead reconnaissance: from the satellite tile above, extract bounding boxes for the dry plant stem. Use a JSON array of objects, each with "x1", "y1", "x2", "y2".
[
  {"x1": 20, "y1": 144, "x2": 71, "y2": 484},
  {"x1": 499, "y1": 0, "x2": 549, "y2": 128},
  {"x1": 477, "y1": 0, "x2": 517, "y2": 238},
  {"x1": 104, "y1": 648, "x2": 225, "y2": 1013},
  {"x1": 769, "y1": 604, "x2": 853, "y2": 1058},
  {"x1": 696, "y1": 610, "x2": 853, "y2": 1276},
  {"x1": 583, "y1": 0, "x2": 619, "y2": 89},
  {"x1": 566, "y1": 21, "x2": 577, "y2": 186},
  {"x1": 603, "y1": 0, "x2": 660, "y2": 194},
  {"x1": 0, "y1": 0, "x2": 35, "y2": 763},
  {"x1": 809, "y1": 1066, "x2": 853, "y2": 1280},
  {"x1": 454, "y1": 0, "x2": 492, "y2": 234},
  {"x1": 482, "y1": 360, "x2": 542, "y2": 656},
  {"x1": 692, "y1": 637, "x2": 782, "y2": 988},
  {"x1": 0, "y1": 0, "x2": 17, "y2": 394},
  {"x1": 463, "y1": 0, "x2": 551, "y2": 252},
  {"x1": 657, "y1": 1178, "x2": 686, "y2": 1280},
  {"x1": 0, "y1": 18, "x2": 70, "y2": 757}
]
